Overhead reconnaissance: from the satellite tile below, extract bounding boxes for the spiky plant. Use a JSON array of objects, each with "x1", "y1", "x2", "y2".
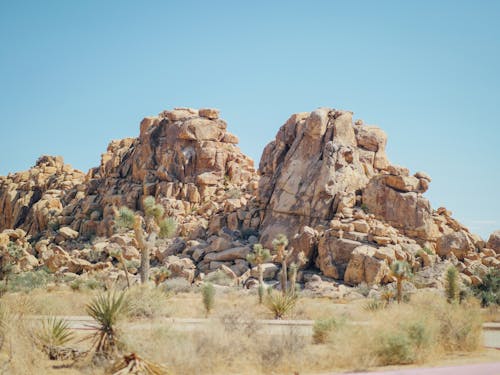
[
  {"x1": 264, "y1": 290, "x2": 297, "y2": 319},
  {"x1": 36, "y1": 317, "x2": 75, "y2": 358},
  {"x1": 272, "y1": 234, "x2": 289, "y2": 295},
  {"x1": 258, "y1": 284, "x2": 266, "y2": 304},
  {"x1": 201, "y1": 282, "x2": 215, "y2": 317},
  {"x1": 86, "y1": 291, "x2": 128, "y2": 358},
  {"x1": 246, "y1": 243, "x2": 271, "y2": 287},
  {"x1": 445, "y1": 265, "x2": 459, "y2": 304},
  {"x1": 390, "y1": 261, "x2": 412, "y2": 304}
]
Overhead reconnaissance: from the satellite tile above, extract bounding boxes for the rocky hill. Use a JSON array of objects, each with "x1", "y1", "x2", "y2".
[{"x1": 0, "y1": 107, "x2": 498, "y2": 292}]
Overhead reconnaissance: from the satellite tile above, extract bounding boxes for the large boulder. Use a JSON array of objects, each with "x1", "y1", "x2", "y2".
[
  {"x1": 344, "y1": 245, "x2": 390, "y2": 285},
  {"x1": 487, "y1": 230, "x2": 500, "y2": 253},
  {"x1": 316, "y1": 234, "x2": 362, "y2": 279},
  {"x1": 436, "y1": 231, "x2": 475, "y2": 260}
]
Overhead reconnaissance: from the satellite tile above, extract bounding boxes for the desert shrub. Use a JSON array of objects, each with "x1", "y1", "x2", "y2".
[
  {"x1": 162, "y1": 277, "x2": 192, "y2": 294},
  {"x1": 159, "y1": 217, "x2": 178, "y2": 239},
  {"x1": 375, "y1": 331, "x2": 414, "y2": 365},
  {"x1": 201, "y1": 282, "x2": 216, "y2": 316},
  {"x1": 126, "y1": 285, "x2": 169, "y2": 319},
  {"x1": 204, "y1": 270, "x2": 233, "y2": 286},
  {"x1": 355, "y1": 282, "x2": 371, "y2": 297},
  {"x1": 84, "y1": 277, "x2": 105, "y2": 291},
  {"x1": 445, "y1": 265, "x2": 459, "y2": 303},
  {"x1": 8, "y1": 269, "x2": 54, "y2": 292},
  {"x1": 260, "y1": 327, "x2": 305, "y2": 370},
  {"x1": 472, "y1": 268, "x2": 500, "y2": 307},
  {"x1": 264, "y1": 290, "x2": 297, "y2": 319},
  {"x1": 69, "y1": 278, "x2": 83, "y2": 291},
  {"x1": 312, "y1": 317, "x2": 337, "y2": 344},
  {"x1": 363, "y1": 299, "x2": 385, "y2": 312}
]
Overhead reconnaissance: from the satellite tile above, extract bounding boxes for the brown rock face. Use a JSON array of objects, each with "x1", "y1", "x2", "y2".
[
  {"x1": 362, "y1": 175, "x2": 439, "y2": 241},
  {"x1": 487, "y1": 230, "x2": 500, "y2": 253},
  {"x1": 0, "y1": 156, "x2": 85, "y2": 235},
  {"x1": 258, "y1": 109, "x2": 377, "y2": 247}
]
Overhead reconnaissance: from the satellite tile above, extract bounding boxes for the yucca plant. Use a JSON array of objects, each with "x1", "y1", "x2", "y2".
[
  {"x1": 36, "y1": 317, "x2": 75, "y2": 359},
  {"x1": 37, "y1": 317, "x2": 74, "y2": 348},
  {"x1": 264, "y1": 290, "x2": 297, "y2": 319},
  {"x1": 288, "y1": 251, "x2": 307, "y2": 295},
  {"x1": 390, "y1": 260, "x2": 412, "y2": 304},
  {"x1": 86, "y1": 291, "x2": 128, "y2": 358}
]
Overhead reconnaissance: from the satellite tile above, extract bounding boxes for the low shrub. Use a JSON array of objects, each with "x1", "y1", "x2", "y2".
[
  {"x1": 126, "y1": 285, "x2": 170, "y2": 319},
  {"x1": 201, "y1": 282, "x2": 216, "y2": 316},
  {"x1": 8, "y1": 269, "x2": 54, "y2": 292},
  {"x1": 162, "y1": 277, "x2": 192, "y2": 294},
  {"x1": 264, "y1": 290, "x2": 297, "y2": 319},
  {"x1": 312, "y1": 317, "x2": 337, "y2": 344}
]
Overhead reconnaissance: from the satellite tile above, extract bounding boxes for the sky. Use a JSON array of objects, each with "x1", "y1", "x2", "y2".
[{"x1": 0, "y1": 1, "x2": 499, "y2": 239}]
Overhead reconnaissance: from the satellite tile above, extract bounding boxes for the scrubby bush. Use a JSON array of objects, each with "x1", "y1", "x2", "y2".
[
  {"x1": 472, "y1": 268, "x2": 500, "y2": 307},
  {"x1": 445, "y1": 266, "x2": 459, "y2": 303},
  {"x1": 312, "y1": 317, "x2": 337, "y2": 344},
  {"x1": 201, "y1": 282, "x2": 216, "y2": 316},
  {"x1": 204, "y1": 270, "x2": 233, "y2": 286},
  {"x1": 162, "y1": 277, "x2": 192, "y2": 294},
  {"x1": 126, "y1": 285, "x2": 169, "y2": 319},
  {"x1": 8, "y1": 269, "x2": 54, "y2": 292}
]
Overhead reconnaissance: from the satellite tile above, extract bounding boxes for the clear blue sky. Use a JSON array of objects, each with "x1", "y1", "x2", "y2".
[{"x1": 1, "y1": 1, "x2": 499, "y2": 239}]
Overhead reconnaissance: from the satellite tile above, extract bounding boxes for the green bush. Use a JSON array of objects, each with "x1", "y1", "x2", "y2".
[
  {"x1": 472, "y1": 268, "x2": 500, "y2": 307},
  {"x1": 201, "y1": 282, "x2": 216, "y2": 316},
  {"x1": 375, "y1": 332, "x2": 414, "y2": 365},
  {"x1": 445, "y1": 266, "x2": 459, "y2": 303},
  {"x1": 126, "y1": 285, "x2": 169, "y2": 319},
  {"x1": 8, "y1": 269, "x2": 54, "y2": 292}
]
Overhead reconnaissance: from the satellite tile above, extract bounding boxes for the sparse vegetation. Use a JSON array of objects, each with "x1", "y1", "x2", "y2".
[
  {"x1": 201, "y1": 282, "x2": 216, "y2": 316},
  {"x1": 86, "y1": 291, "x2": 128, "y2": 358},
  {"x1": 472, "y1": 268, "x2": 500, "y2": 307},
  {"x1": 445, "y1": 265, "x2": 459, "y2": 303},
  {"x1": 390, "y1": 261, "x2": 412, "y2": 304},
  {"x1": 312, "y1": 317, "x2": 337, "y2": 344},
  {"x1": 264, "y1": 290, "x2": 297, "y2": 319},
  {"x1": 36, "y1": 317, "x2": 75, "y2": 357}
]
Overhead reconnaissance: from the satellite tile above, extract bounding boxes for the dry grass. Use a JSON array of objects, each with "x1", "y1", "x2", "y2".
[{"x1": 0, "y1": 286, "x2": 493, "y2": 374}]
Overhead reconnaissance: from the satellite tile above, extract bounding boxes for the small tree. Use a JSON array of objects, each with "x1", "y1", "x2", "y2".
[
  {"x1": 272, "y1": 234, "x2": 289, "y2": 295},
  {"x1": 115, "y1": 196, "x2": 178, "y2": 284},
  {"x1": 390, "y1": 261, "x2": 412, "y2": 304},
  {"x1": 288, "y1": 251, "x2": 307, "y2": 295},
  {"x1": 445, "y1": 265, "x2": 459, "y2": 304},
  {"x1": 247, "y1": 243, "x2": 271, "y2": 283}
]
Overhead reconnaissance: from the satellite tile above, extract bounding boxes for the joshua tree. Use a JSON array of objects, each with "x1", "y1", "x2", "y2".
[
  {"x1": 247, "y1": 244, "x2": 271, "y2": 285},
  {"x1": 288, "y1": 251, "x2": 307, "y2": 295},
  {"x1": 115, "y1": 196, "x2": 177, "y2": 284},
  {"x1": 390, "y1": 260, "x2": 412, "y2": 304},
  {"x1": 247, "y1": 243, "x2": 271, "y2": 303},
  {"x1": 445, "y1": 265, "x2": 459, "y2": 304},
  {"x1": 272, "y1": 234, "x2": 289, "y2": 295}
]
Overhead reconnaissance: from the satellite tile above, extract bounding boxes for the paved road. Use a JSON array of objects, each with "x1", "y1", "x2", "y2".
[{"x1": 336, "y1": 362, "x2": 500, "y2": 375}]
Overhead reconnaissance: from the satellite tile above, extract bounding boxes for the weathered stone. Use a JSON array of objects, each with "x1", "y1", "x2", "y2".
[
  {"x1": 487, "y1": 230, "x2": 500, "y2": 254},
  {"x1": 437, "y1": 231, "x2": 475, "y2": 260}
]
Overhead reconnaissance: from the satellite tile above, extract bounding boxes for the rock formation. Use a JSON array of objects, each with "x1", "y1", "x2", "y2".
[{"x1": 0, "y1": 106, "x2": 498, "y2": 290}]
